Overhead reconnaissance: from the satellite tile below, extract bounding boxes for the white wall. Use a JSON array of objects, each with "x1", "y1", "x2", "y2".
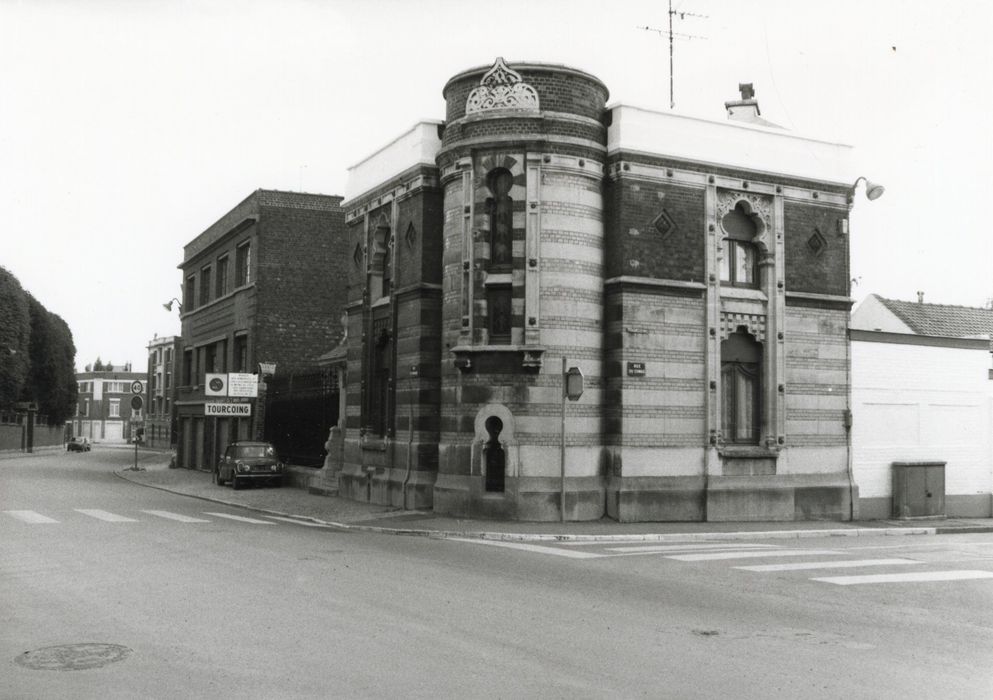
[
  {"x1": 607, "y1": 104, "x2": 855, "y2": 186},
  {"x1": 852, "y1": 340, "x2": 993, "y2": 503}
]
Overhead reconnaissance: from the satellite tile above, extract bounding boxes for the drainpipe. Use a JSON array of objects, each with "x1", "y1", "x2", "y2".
[
  {"x1": 402, "y1": 379, "x2": 414, "y2": 509},
  {"x1": 845, "y1": 324, "x2": 856, "y2": 521}
]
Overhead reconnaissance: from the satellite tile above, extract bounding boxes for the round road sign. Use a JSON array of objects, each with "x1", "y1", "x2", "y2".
[{"x1": 130, "y1": 380, "x2": 143, "y2": 394}]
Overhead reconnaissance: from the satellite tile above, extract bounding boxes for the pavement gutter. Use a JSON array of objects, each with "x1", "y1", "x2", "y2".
[{"x1": 107, "y1": 468, "x2": 993, "y2": 543}]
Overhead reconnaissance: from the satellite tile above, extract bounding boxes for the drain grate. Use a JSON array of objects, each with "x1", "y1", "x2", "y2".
[{"x1": 14, "y1": 643, "x2": 132, "y2": 671}]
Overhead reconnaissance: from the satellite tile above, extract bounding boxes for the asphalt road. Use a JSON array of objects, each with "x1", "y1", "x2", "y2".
[{"x1": 3, "y1": 449, "x2": 993, "y2": 699}]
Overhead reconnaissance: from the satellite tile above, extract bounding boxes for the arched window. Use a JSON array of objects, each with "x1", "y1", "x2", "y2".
[
  {"x1": 721, "y1": 328, "x2": 762, "y2": 444},
  {"x1": 486, "y1": 168, "x2": 514, "y2": 271},
  {"x1": 720, "y1": 202, "x2": 759, "y2": 288},
  {"x1": 369, "y1": 216, "x2": 391, "y2": 301},
  {"x1": 484, "y1": 415, "x2": 505, "y2": 492}
]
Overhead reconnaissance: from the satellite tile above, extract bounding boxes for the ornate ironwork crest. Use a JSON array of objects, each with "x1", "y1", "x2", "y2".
[{"x1": 465, "y1": 57, "x2": 540, "y2": 115}]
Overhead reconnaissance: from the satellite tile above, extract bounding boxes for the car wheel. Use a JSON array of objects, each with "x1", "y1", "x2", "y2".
[{"x1": 212, "y1": 468, "x2": 222, "y2": 485}]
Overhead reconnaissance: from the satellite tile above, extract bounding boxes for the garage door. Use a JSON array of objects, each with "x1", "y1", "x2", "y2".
[{"x1": 104, "y1": 422, "x2": 124, "y2": 443}]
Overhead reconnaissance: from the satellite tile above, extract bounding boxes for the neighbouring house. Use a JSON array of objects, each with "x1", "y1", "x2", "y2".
[
  {"x1": 72, "y1": 367, "x2": 146, "y2": 444},
  {"x1": 330, "y1": 57, "x2": 878, "y2": 522},
  {"x1": 851, "y1": 294, "x2": 993, "y2": 518},
  {"x1": 145, "y1": 334, "x2": 180, "y2": 449},
  {"x1": 174, "y1": 189, "x2": 348, "y2": 472}
]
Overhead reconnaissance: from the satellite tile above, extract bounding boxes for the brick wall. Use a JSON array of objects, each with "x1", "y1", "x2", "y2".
[
  {"x1": 784, "y1": 201, "x2": 850, "y2": 296},
  {"x1": 604, "y1": 177, "x2": 706, "y2": 282},
  {"x1": 254, "y1": 199, "x2": 347, "y2": 372}
]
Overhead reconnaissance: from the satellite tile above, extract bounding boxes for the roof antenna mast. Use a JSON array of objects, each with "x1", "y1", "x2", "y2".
[{"x1": 640, "y1": 0, "x2": 708, "y2": 110}]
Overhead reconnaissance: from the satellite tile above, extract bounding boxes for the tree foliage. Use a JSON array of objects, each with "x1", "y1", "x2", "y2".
[
  {"x1": 0, "y1": 266, "x2": 31, "y2": 408},
  {"x1": 22, "y1": 294, "x2": 77, "y2": 424},
  {"x1": 0, "y1": 266, "x2": 77, "y2": 423}
]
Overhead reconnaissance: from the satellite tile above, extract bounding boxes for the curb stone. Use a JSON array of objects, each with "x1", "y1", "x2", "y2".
[{"x1": 114, "y1": 469, "x2": 993, "y2": 542}]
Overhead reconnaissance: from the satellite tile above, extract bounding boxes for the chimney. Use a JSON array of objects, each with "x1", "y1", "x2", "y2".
[
  {"x1": 725, "y1": 83, "x2": 761, "y2": 122},
  {"x1": 917, "y1": 291, "x2": 925, "y2": 304}
]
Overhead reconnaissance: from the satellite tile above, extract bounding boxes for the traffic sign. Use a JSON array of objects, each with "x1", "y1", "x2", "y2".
[
  {"x1": 565, "y1": 366, "x2": 584, "y2": 401},
  {"x1": 130, "y1": 380, "x2": 143, "y2": 394}
]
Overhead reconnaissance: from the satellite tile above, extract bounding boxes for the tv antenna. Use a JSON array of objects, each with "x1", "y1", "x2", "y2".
[{"x1": 640, "y1": 0, "x2": 708, "y2": 110}]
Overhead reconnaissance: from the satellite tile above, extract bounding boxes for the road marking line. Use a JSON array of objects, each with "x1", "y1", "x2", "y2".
[
  {"x1": 735, "y1": 558, "x2": 918, "y2": 572},
  {"x1": 812, "y1": 570, "x2": 993, "y2": 585},
  {"x1": 141, "y1": 510, "x2": 211, "y2": 523},
  {"x1": 266, "y1": 516, "x2": 332, "y2": 528},
  {"x1": 607, "y1": 544, "x2": 779, "y2": 553},
  {"x1": 74, "y1": 509, "x2": 139, "y2": 523},
  {"x1": 449, "y1": 537, "x2": 604, "y2": 559},
  {"x1": 667, "y1": 549, "x2": 842, "y2": 561},
  {"x1": 203, "y1": 512, "x2": 276, "y2": 525},
  {"x1": 4, "y1": 510, "x2": 59, "y2": 524}
]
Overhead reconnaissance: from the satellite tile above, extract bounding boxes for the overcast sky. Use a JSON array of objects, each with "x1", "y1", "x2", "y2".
[{"x1": 2, "y1": 0, "x2": 990, "y2": 371}]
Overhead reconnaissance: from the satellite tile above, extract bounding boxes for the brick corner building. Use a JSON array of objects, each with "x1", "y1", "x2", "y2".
[
  {"x1": 174, "y1": 189, "x2": 347, "y2": 471},
  {"x1": 332, "y1": 59, "x2": 873, "y2": 522}
]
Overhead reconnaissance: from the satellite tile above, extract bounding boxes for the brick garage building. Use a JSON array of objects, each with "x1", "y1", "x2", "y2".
[
  {"x1": 333, "y1": 58, "x2": 873, "y2": 522},
  {"x1": 175, "y1": 190, "x2": 347, "y2": 472},
  {"x1": 72, "y1": 368, "x2": 146, "y2": 444}
]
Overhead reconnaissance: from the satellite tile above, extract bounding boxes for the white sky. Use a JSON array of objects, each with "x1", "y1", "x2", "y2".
[{"x1": 2, "y1": 0, "x2": 990, "y2": 371}]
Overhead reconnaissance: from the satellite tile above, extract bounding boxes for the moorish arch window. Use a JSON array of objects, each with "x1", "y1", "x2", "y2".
[
  {"x1": 721, "y1": 328, "x2": 762, "y2": 445},
  {"x1": 720, "y1": 201, "x2": 760, "y2": 288},
  {"x1": 369, "y1": 214, "x2": 392, "y2": 301}
]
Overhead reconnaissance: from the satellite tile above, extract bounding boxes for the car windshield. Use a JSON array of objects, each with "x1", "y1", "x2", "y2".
[{"x1": 231, "y1": 445, "x2": 274, "y2": 459}]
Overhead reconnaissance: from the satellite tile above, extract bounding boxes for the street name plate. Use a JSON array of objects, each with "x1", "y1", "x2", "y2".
[
  {"x1": 205, "y1": 403, "x2": 252, "y2": 416},
  {"x1": 227, "y1": 373, "x2": 259, "y2": 397}
]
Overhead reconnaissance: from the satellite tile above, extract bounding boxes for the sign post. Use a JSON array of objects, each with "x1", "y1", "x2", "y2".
[
  {"x1": 129, "y1": 394, "x2": 144, "y2": 471},
  {"x1": 560, "y1": 359, "x2": 584, "y2": 522}
]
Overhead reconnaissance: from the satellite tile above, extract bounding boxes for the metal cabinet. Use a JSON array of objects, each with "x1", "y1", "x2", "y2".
[{"x1": 892, "y1": 461, "x2": 946, "y2": 519}]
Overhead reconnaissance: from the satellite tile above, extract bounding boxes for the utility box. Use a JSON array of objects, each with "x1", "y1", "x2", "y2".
[{"x1": 892, "y1": 461, "x2": 946, "y2": 519}]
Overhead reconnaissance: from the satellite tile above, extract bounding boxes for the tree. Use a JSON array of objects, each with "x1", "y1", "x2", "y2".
[
  {"x1": 93, "y1": 357, "x2": 104, "y2": 371},
  {"x1": 0, "y1": 266, "x2": 31, "y2": 409},
  {"x1": 21, "y1": 295, "x2": 77, "y2": 424}
]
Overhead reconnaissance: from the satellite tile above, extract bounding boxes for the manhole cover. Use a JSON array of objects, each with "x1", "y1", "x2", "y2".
[{"x1": 14, "y1": 643, "x2": 132, "y2": 671}]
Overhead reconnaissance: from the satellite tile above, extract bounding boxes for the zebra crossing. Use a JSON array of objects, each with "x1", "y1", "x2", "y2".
[
  {"x1": 2, "y1": 508, "x2": 324, "y2": 528},
  {"x1": 450, "y1": 537, "x2": 993, "y2": 587}
]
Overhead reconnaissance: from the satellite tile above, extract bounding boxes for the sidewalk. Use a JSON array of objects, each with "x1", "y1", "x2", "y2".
[{"x1": 115, "y1": 456, "x2": 993, "y2": 542}]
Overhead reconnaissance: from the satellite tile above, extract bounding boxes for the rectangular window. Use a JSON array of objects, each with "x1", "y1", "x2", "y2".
[
  {"x1": 233, "y1": 335, "x2": 248, "y2": 373},
  {"x1": 164, "y1": 348, "x2": 172, "y2": 365},
  {"x1": 185, "y1": 275, "x2": 196, "y2": 309},
  {"x1": 216, "y1": 255, "x2": 229, "y2": 298},
  {"x1": 183, "y1": 349, "x2": 193, "y2": 386},
  {"x1": 109, "y1": 399, "x2": 120, "y2": 418},
  {"x1": 720, "y1": 240, "x2": 757, "y2": 288},
  {"x1": 204, "y1": 343, "x2": 217, "y2": 374},
  {"x1": 200, "y1": 266, "x2": 212, "y2": 306},
  {"x1": 235, "y1": 242, "x2": 251, "y2": 287},
  {"x1": 84, "y1": 399, "x2": 90, "y2": 417},
  {"x1": 487, "y1": 287, "x2": 513, "y2": 344}
]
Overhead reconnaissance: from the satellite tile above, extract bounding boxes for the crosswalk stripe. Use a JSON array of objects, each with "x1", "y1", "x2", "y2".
[
  {"x1": 203, "y1": 512, "x2": 276, "y2": 525},
  {"x1": 812, "y1": 570, "x2": 993, "y2": 585},
  {"x1": 4, "y1": 510, "x2": 59, "y2": 524},
  {"x1": 607, "y1": 544, "x2": 778, "y2": 553},
  {"x1": 450, "y1": 538, "x2": 604, "y2": 559},
  {"x1": 141, "y1": 510, "x2": 212, "y2": 523},
  {"x1": 75, "y1": 509, "x2": 139, "y2": 522},
  {"x1": 667, "y1": 549, "x2": 841, "y2": 561},
  {"x1": 735, "y1": 558, "x2": 918, "y2": 572}
]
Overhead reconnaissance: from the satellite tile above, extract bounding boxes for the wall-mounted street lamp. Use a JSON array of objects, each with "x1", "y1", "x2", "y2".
[
  {"x1": 162, "y1": 298, "x2": 183, "y2": 313},
  {"x1": 852, "y1": 176, "x2": 885, "y2": 201}
]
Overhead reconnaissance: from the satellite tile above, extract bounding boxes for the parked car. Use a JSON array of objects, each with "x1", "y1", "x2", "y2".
[
  {"x1": 213, "y1": 441, "x2": 284, "y2": 489},
  {"x1": 67, "y1": 437, "x2": 91, "y2": 452}
]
